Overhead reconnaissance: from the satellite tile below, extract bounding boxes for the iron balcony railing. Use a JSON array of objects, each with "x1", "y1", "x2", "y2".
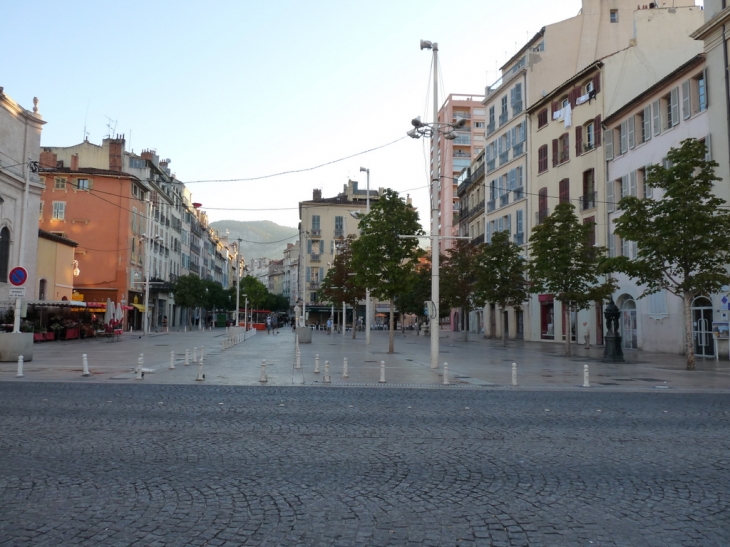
[
  {"x1": 535, "y1": 208, "x2": 550, "y2": 225},
  {"x1": 499, "y1": 193, "x2": 509, "y2": 207},
  {"x1": 487, "y1": 200, "x2": 496, "y2": 212},
  {"x1": 581, "y1": 191, "x2": 597, "y2": 211}
]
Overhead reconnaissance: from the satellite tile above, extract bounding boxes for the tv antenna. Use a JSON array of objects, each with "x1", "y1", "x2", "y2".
[{"x1": 104, "y1": 115, "x2": 118, "y2": 138}]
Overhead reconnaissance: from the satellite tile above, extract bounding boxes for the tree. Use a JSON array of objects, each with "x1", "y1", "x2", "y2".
[
  {"x1": 320, "y1": 236, "x2": 365, "y2": 338},
  {"x1": 528, "y1": 202, "x2": 615, "y2": 356},
  {"x1": 394, "y1": 257, "x2": 432, "y2": 328},
  {"x1": 607, "y1": 138, "x2": 730, "y2": 370},
  {"x1": 171, "y1": 274, "x2": 205, "y2": 326},
  {"x1": 473, "y1": 231, "x2": 528, "y2": 346},
  {"x1": 351, "y1": 189, "x2": 424, "y2": 353},
  {"x1": 239, "y1": 275, "x2": 269, "y2": 310},
  {"x1": 441, "y1": 241, "x2": 481, "y2": 340}
]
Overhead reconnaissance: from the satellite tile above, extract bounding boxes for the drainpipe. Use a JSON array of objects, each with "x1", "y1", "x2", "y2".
[{"x1": 722, "y1": 2, "x2": 730, "y2": 180}]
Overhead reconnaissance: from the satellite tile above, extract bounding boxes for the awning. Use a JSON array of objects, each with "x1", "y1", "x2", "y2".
[
  {"x1": 27, "y1": 300, "x2": 86, "y2": 307},
  {"x1": 132, "y1": 303, "x2": 145, "y2": 312}
]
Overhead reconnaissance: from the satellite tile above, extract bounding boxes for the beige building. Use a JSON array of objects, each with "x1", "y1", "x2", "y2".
[
  {"x1": 36, "y1": 229, "x2": 78, "y2": 301},
  {"x1": 298, "y1": 180, "x2": 380, "y2": 325}
]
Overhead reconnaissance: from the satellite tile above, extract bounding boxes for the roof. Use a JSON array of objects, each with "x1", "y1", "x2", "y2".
[
  {"x1": 500, "y1": 28, "x2": 545, "y2": 71},
  {"x1": 39, "y1": 167, "x2": 140, "y2": 180},
  {"x1": 38, "y1": 229, "x2": 78, "y2": 247},
  {"x1": 603, "y1": 54, "x2": 705, "y2": 126},
  {"x1": 527, "y1": 60, "x2": 603, "y2": 113},
  {"x1": 691, "y1": 5, "x2": 730, "y2": 40}
]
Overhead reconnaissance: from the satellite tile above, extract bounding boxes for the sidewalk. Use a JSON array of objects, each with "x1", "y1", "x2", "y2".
[{"x1": 1, "y1": 326, "x2": 729, "y2": 390}]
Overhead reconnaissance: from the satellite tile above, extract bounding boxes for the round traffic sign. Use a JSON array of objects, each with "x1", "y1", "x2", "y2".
[{"x1": 9, "y1": 267, "x2": 28, "y2": 287}]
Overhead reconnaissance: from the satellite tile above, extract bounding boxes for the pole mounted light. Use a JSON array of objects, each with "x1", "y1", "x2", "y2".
[{"x1": 358, "y1": 166, "x2": 372, "y2": 345}]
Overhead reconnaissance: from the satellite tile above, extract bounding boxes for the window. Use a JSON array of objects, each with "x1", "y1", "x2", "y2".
[
  {"x1": 538, "y1": 108, "x2": 548, "y2": 129},
  {"x1": 511, "y1": 83, "x2": 523, "y2": 115},
  {"x1": 335, "y1": 216, "x2": 344, "y2": 233},
  {"x1": 640, "y1": 106, "x2": 651, "y2": 143},
  {"x1": 54, "y1": 177, "x2": 67, "y2": 190},
  {"x1": 538, "y1": 187, "x2": 548, "y2": 223},
  {"x1": 76, "y1": 178, "x2": 90, "y2": 190},
  {"x1": 610, "y1": 9, "x2": 618, "y2": 23},
  {"x1": 585, "y1": 122, "x2": 594, "y2": 149},
  {"x1": 697, "y1": 72, "x2": 707, "y2": 112},
  {"x1": 559, "y1": 179, "x2": 570, "y2": 203},
  {"x1": 52, "y1": 201, "x2": 66, "y2": 220},
  {"x1": 538, "y1": 145, "x2": 548, "y2": 173},
  {"x1": 618, "y1": 120, "x2": 628, "y2": 155},
  {"x1": 499, "y1": 96, "x2": 508, "y2": 125},
  {"x1": 586, "y1": 80, "x2": 594, "y2": 94},
  {"x1": 685, "y1": 72, "x2": 708, "y2": 117},
  {"x1": 583, "y1": 216, "x2": 596, "y2": 247},
  {"x1": 488, "y1": 106, "x2": 495, "y2": 134},
  {"x1": 311, "y1": 215, "x2": 320, "y2": 231},
  {"x1": 652, "y1": 99, "x2": 661, "y2": 136},
  {"x1": 516, "y1": 209, "x2": 524, "y2": 234},
  {"x1": 453, "y1": 134, "x2": 471, "y2": 146},
  {"x1": 558, "y1": 133, "x2": 569, "y2": 163},
  {"x1": 0, "y1": 227, "x2": 9, "y2": 283},
  {"x1": 474, "y1": 121, "x2": 485, "y2": 128},
  {"x1": 663, "y1": 88, "x2": 679, "y2": 129}
]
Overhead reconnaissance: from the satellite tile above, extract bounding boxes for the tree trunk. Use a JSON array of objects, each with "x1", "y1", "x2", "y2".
[
  {"x1": 388, "y1": 300, "x2": 395, "y2": 353},
  {"x1": 352, "y1": 302, "x2": 357, "y2": 339},
  {"x1": 463, "y1": 308, "x2": 468, "y2": 341},
  {"x1": 564, "y1": 304, "x2": 572, "y2": 357},
  {"x1": 684, "y1": 293, "x2": 696, "y2": 370},
  {"x1": 502, "y1": 309, "x2": 507, "y2": 347}
]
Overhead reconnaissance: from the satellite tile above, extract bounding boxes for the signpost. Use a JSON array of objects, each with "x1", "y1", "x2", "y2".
[{"x1": 9, "y1": 266, "x2": 28, "y2": 333}]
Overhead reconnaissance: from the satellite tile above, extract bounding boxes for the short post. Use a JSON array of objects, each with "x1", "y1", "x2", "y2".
[
  {"x1": 140, "y1": 353, "x2": 144, "y2": 366},
  {"x1": 135, "y1": 357, "x2": 143, "y2": 380},
  {"x1": 201, "y1": 346, "x2": 205, "y2": 361},
  {"x1": 295, "y1": 348, "x2": 301, "y2": 370},
  {"x1": 196, "y1": 358, "x2": 204, "y2": 381},
  {"x1": 314, "y1": 354, "x2": 320, "y2": 374},
  {"x1": 16, "y1": 355, "x2": 24, "y2": 378},
  {"x1": 443, "y1": 362, "x2": 449, "y2": 385},
  {"x1": 82, "y1": 354, "x2": 90, "y2": 377},
  {"x1": 511, "y1": 362, "x2": 518, "y2": 387},
  {"x1": 583, "y1": 364, "x2": 590, "y2": 388},
  {"x1": 259, "y1": 359, "x2": 267, "y2": 383},
  {"x1": 379, "y1": 361, "x2": 386, "y2": 383},
  {"x1": 184, "y1": 325, "x2": 187, "y2": 333},
  {"x1": 324, "y1": 360, "x2": 331, "y2": 383},
  {"x1": 342, "y1": 357, "x2": 348, "y2": 378},
  {"x1": 185, "y1": 349, "x2": 189, "y2": 366},
  {"x1": 169, "y1": 351, "x2": 175, "y2": 370},
  {"x1": 193, "y1": 347, "x2": 197, "y2": 363}
]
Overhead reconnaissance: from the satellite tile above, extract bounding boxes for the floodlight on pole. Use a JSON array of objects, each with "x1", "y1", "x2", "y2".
[{"x1": 359, "y1": 166, "x2": 372, "y2": 345}]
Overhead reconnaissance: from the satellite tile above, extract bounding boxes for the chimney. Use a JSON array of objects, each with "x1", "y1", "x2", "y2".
[
  {"x1": 109, "y1": 138, "x2": 124, "y2": 172},
  {"x1": 70, "y1": 153, "x2": 79, "y2": 171},
  {"x1": 39, "y1": 149, "x2": 57, "y2": 170},
  {"x1": 313, "y1": 189, "x2": 322, "y2": 200}
]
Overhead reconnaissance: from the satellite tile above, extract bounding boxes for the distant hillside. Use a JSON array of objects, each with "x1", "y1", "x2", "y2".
[{"x1": 210, "y1": 220, "x2": 298, "y2": 262}]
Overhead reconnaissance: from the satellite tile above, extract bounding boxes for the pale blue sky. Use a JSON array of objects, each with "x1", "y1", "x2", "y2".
[{"x1": 2, "y1": 0, "x2": 585, "y2": 229}]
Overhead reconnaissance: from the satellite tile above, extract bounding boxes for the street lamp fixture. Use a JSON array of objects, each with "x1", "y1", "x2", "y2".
[{"x1": 358, "y1": 166, "x2": 372, "y2": 345}]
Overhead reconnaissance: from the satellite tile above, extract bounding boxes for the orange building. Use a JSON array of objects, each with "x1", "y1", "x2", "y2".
[{"x1": 38, "y1": 148, "x2": 148, "y2": 326}]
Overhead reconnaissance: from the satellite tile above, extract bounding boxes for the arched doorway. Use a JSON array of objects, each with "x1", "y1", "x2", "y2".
[
  {"x1": 619, "y1": 296, "x2": 637, "y2": 350},
  {"x1": 692, "y1": 296, "x2": 714, "y2": 358}
]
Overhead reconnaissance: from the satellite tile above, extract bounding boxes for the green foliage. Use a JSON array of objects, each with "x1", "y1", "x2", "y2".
[
  {"x1": 201, "y1": 279, "x2": 231, "y2": 310},
  {"x1": 265, "y1": 293, "x2": 290, "y2": 312},
  {"x1": 171, "y1": 274, "x2": 205, "y2": 309},
  {"x1": 239, "y1": 275, "x2": 270, "y2": 310},
  {"x1": 528, "y1": 202, "x2": 615, "y2": 355},
  {"x1": 321, "y1": 236, "x2": 365, "y2": 308},
  {"x1": 474, "y1": 230, "x2": 528, "y2": 311},
  {"x1": 606, "y1": 138, "x2": 730, "y2": 370},
  {"x1": 395, "y1": 259, "x2": 432, "y2": 318},
  {"x1": 441, "y1": 241, "x2": 481, "y2": 317}
]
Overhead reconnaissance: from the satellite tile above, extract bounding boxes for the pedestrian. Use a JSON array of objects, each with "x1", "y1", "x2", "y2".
[
  {"x1": 416, "y1": 321, "x2": 421, "y2": 336},
  {"x1": 326, "y1": 317, "x2": 332, "y2": 335},
  {"x1": 272, "y1": 314, "x2": 279, "y2": 334},
  {"x1": 266, "y1": 316, "x2": 272, "y2": 334}
]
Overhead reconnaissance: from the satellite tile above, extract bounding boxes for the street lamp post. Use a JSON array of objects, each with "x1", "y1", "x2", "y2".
[
  {"x1": 359, "y1": 166, "x2": 371, "y2": 344},
  {"x1": 242, "y1": 294, "x2": 248, "y2": 331},
  {"x1": 236, "y1": 237, "x2": 242, "y2": 326}
]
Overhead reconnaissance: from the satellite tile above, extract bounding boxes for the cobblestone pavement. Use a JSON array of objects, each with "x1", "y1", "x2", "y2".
[{"x1": 1, "y1": 383, "x2": 729, "y2": 546}]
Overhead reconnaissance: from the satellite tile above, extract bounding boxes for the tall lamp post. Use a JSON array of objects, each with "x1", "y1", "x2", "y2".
[
  {"x1": 236, "y1": 237, "x2": 242, "y2": 326},
  {"x1": 359, "y1": 166, "x2": 372, "y2": 344},
  {"x1": 139, "y1": 232, "x2": 163, "y2": 336},
  {"x1": 405, "y1": 39, "x2": 468, "y2": 369}
]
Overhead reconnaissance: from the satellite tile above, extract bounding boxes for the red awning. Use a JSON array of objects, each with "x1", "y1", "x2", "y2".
[{"x1": 538, "y1": 294, "x2": 554, "y2": 303}]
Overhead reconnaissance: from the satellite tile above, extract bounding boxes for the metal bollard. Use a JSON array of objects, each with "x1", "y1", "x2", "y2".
[
  {"x1": 169, "y1": 351, "x2": 175, "y2": 370},
  {"x1": 193, "y1": 347, "x2": 197, "y2": 363},
  {"x1": 185, "y1": 349, "x2": 190, "y2": 366},
  {"x1": 511, "y1": 363, "x2": 518, "y2": 387},
  {"x1": 324, "y1": 360, "x2": 331, "y2": 383},
  {"x1": 314, "y1": 354, "x2": 320, "y2": 374},
  {"x1": 343, "y1": 357, "x2": 349, "y2": 378},
  {"x1": 443, "y1": 362, "x2": 449, "y2": 385},
  {"x1": 259, "y1": 359, "x2": 267, "y2": 383},
  {"x1": 196, "y1": 358, "x2": 205, "y2": 381},
  {"x1": 379, "y1": 361, "x2": 386, "y2": 383},
  {"x1": 295, "y1": 348, "x2": 301, "y2": 370},
  {"x1": 16, "y1": 355, "x2": 24, "y2": 378},
  {"x1": 583, "y1": 364, "x2": 590, "y2": 388},
  {"x1": 135, "y1": 357, "x2": 144, "y2": 380},
  {"x1": 82, "y1": 354, "x2": 90, "y2": 377}
]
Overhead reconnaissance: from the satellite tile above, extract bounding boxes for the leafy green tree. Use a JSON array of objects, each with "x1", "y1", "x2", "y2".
[
  {"x1": 321, "y1": 236, "x2": 366, "y2": 338},
  {"x1": 474, "y1": 231, "x2": 528, "y2": 346},
  {"x1": 239, "y1": 275, "x2": 269, "y2": 310},
  {"x1": 394, "y1": 258, "x2": 432, "y2": 330},
  {"x1": 266, "y1": 293, "x2": 290, "y2": 313},
  {"x1": 172, "y1": 274, "x2": 205, "y2": 326},
  {"x1": 607, "y1": 138, "x2": 730, "y2": 370},
  {"x1": 441, "y1": 241, "x2": 481, "y2": 340},
  {"x1": 351, "y1": 189, "x2": 424, "y2": 353},
  {"x1": 528, "y1": 202, "x2": 615, "y2": 356},
  {"x1": 201, "y1": 279, "x2": 229, "y2": 312}
]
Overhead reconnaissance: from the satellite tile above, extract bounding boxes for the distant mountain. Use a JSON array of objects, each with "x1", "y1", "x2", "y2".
[{"x1": 210, "y1": 220, "x2": 298, "y2": 262}]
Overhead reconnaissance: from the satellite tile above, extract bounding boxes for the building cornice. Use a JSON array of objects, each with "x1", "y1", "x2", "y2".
[
  {"x1": 691, "y1": 6, "x2": 730, "y2": 40},
  {"x1": 0, "y1": 92, "x2": 46, "y2": 126},
  {"x1": 527, "y1": 61, "x2": 603, "y2": 114}
]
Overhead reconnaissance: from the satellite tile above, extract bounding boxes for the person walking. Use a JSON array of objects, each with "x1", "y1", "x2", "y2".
[
  {"x1": 272, "y1": 314, "x2": 279, "y2": 334},
  {"x1": 326, "y1": 317, "x2": 332, "y2": 335},
  {"x1": 266, "y1": 316, "x2": 272, "y2": 334}
]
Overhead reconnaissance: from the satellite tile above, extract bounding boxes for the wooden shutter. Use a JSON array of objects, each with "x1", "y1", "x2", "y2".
[
  {"x1": 575, "y1": 125, "x2": 583, "y2": 156},
  {"x1": 670, "y1": 87, "x2": 679, "y2": 126},
  {"x1": 621, "y1": 174, "x2": 629, "y2": 198},
  {"x1": 568, "y1": 88, "x2": 576, "y2": 109},
  {"x1": 539, "y1": 187, "x2": 548, "y2": 213},
  {"x1": 622, "y1": 238, "x2": 629, "y2": 257},
  {"x1": 704, "y1": 67, "x2": 709, "y2": 108},
  {"x1": 628, "y1": 116, "x2": 635, "y2": 149},
  {"x1": 593, "y1": 73, "x2": 601, "y2": 94},
  {"x1": 604, "y1": 129, "x2": 613, "y2": 160},
  {"x1": 562, "y1": 132, "x2": 569, "y2": 161},
  {"x1": 643, "y1": 106, "x2": 652, "y2": 142},
  {"x1": 606, "y1": 180, "x2": 615, "y2": 213},
  {"x1": 653, "y1": 100, "x2": 661, "y2": 136},
  {"x1": 551, "y1": 101, "x2": 559, "y2": 117},
  {"x1": 629, "y1": 170, "x2": 637, "y2": 197},
  {"x1": 552, "y1": 139, "x2": 558, "y2": 166},
  {"x1": 306, "y1": 267, "x2": 311, "y2": 282},
  {"x1": 644, "y1": 164, "x2": 653, "y2": 199},
  {"x1": 620, "y1": 120, "x2": 628, "y2": 154},
  {"x1": 559, "y1": 179, "x2": 570, "y2": 203},
  {"x1": 682, "y1": 80, "x2": 691, "y2": 119},
  {"x1": 705, "y1": 133, "x2": 712, "y2": 161},
  {"x1": 594, "y1": 115, "x2": 602, "y2": 147},
  {"x1": 307, "y1": 239, "x2": 312, "y2": 254},
  {"x1": 608, "y1": 232, "x2": 615, "y2": 257},
  {"x1": 631, "y1": 241, "x2": 637, "y2": 259}
]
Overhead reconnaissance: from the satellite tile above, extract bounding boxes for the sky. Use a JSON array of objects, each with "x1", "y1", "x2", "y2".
[{"x1": 1, "y1": 0, "x2": 587, "y2": 230}]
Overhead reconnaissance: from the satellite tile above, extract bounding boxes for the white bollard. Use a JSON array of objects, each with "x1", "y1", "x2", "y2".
[
  {"x1": 201, "y1": 346, "x2": 205, "y2": 361},
  {"x1": 324, "y1": 360, "x2": 331, "y2": 383},
  {"x1": 314, "y1": 354, "x2": 320, "y2": 374},
  {"x1": 169, "y1": 351, "x2": 175, "y2": 370},
  {"x1": 16, "y1": 355, "x2": 24, "y2": 378},
  {"x1": 343, "y1": 357, "x2": 349, "y2": 378},
  {"x1": 583, "y1": 364, "x2": 590, "y2": 388},
  {"x1": 140, "y1": 353, "x2": 144, "y2": 366},
  {"x1": 511, "y1": 363, "x2": 518, "y2": 387},
  {"x1": 379, "y1": 361, "x2": 386, "y2": 383},
  {"x1": 443, "y1": 362, "x2": 449, "y2": 385},
  {"x1": 196, "y1": 358, "x2": 205, "y2": 381},
  {"x1": 259, "y1": 359, "x2": 267, "y2": 383},
  {"x1": 185, "y1": 349, "x2": 189, "y2": 366},
  {"x1": 135, "y1": 357, "x2": 144, "y2": 380},
  {"x1": 295, "y1": 348, "x2": 301, "y2": 370},
  {"x1": 184, "y1": 325, "x2": 187, "y2": 333},
  {"x1": 82, "y1": 354, "x2": 90, "y2": 377},
  {"x1": 193, "y1": 347, "x2": 197, "y2": 363}
]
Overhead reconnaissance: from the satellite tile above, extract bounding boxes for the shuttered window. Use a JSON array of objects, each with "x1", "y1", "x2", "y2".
[
  {"x1": 559, "y1": 179, "x2": 570, "y2": 203},
  {"x1": 653, "y1": 100, "x2": 661, "y2": 136}
]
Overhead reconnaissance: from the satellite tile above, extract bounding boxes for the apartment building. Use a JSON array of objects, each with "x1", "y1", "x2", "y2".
[
  {"x1": 298, "y1": 180, "x2": 379, "y2": 325},
  {"x1": 604, "y1": 54, "x2": 709, "y2": 355},
  {"x1": 282, "y1": 242, "x2": 299, "y2": 313}
]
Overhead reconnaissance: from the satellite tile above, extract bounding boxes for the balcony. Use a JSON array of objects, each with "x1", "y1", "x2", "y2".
[
  {"x1": 535, "y1": 209, "x2": 550, "y2": 225},
  {"x1": 487, "y1": 121, "x2": 495, "y2": 135},
  {"x1": 310, "y1": 228, "x2": 321, "y2": 237},
  {"x1": 334, "y1": 229, "x2": 344, "y2": 238},
  {"x1": 513, "y1": 232, "x2": 525, "y2": 245},
  {"x1": 309, "y1": 280, "x2": 320, "y2": 289},
  {"x1": 453, "y1": 150, "x2": 471, "y2": 158},
  {"x1": 190, "y1": 243, "x2": 201, "y2": 255},
  {"x1": 471, "y1": 234, "x2": 485, "y2": 246},
  {"x1": 453, "y1": 111, "x2": 471, "y2": 120},
  {"x1": 513, "y1": 187, "x2": 524, "y2": 200},
  {"x1": 310, "y1": 254, "x2": 321, "y2": 262},
  {"x1": 512, "y1": 143, "x2": 524, "y2": 157},
  {"x1": 189, "y1": 263, "x2": 200, "y2": 274},
  {"x1": 487, "y1": 200, "x2": 496, "y2": 212},
  {"x1": 499, "y1": 111, "x2": 509, "y2": 126},
  {"x1": 499, "y1": 193, "x2": 509, "y2": 207},
  {"x1": 469, "y1": 200, "x2": 485, "y2": 219},
  {"x1": 486, "y1": 159, "x2": 496, "y2": 173},
  {"x1": 580, "y1": 191, "x2": 597, "y2": 211},
  {"x1": 499, "y1": 152, "x2": 509, "y2": 166}
]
